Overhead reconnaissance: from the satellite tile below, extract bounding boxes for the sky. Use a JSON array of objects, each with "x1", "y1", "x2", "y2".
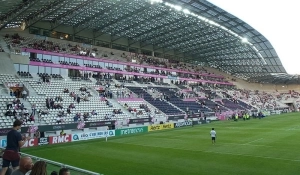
[{"x1": 207, "y1": 0, "x2": 300, "y2": 74}]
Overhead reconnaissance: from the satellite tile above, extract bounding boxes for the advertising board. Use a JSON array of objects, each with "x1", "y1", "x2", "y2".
[
  {"x1": 148, "y1": 123, "x2": 174, "y2": 132},
  {"x1": 72, "y1": 130, "x2": 115, "y2": 141},
  {"x1": 115, "y1": 126, "x2": 148, "y2": 136}
]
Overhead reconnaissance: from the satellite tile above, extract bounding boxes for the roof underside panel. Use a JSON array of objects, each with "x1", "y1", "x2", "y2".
[{"x1": 0, "y1": 0, "x2": 293, "y2": 84}]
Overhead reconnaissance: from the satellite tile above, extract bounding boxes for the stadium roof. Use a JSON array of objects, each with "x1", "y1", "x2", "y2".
[{"x1": 0, "y1": 0, "x2": 296, "y2": 84}]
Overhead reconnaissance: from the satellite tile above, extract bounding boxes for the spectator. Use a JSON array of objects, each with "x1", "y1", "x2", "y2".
[
  {"x1": 50, "y1": 171, "x2": 58, "y2": 175},
  {"x1": 76, "y1": 95, "x2": 80, "y2": 104},
  {"x1": 11, "y1": 157, "x2": 33, "y2": 175},
  {"x1": 63, "y1": 88, "x2": 69, "y2": 93},
  {"x1": 59, "y1": 168, "x2": 70, "y2": 175},
  {"x1": 91, "y1": 110, "x2": 97, "y2": 115},
  {"x1": 29, "y1": 161, "x2": 47, "y2": 175},
  {"x1": 67, "y1": 108, "x2": 71, "y2": 114},
  {"x1": 0, "y1": 120, "x2": 30, "y2": 175},
  {"x1": 22, "y1": 90, "x2": 27, "y2": 100}
]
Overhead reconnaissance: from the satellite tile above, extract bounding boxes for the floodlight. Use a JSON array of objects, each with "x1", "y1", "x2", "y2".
[{"x1": 241, "y1": 37, "x2": 248, "y2": 43}]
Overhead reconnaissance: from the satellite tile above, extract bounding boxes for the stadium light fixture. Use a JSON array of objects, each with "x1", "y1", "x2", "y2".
[
  {"x1": 241, "y1": 37, "x2": 248, "y2": 43},
  {"x1": 150, "y1": 0, "x2": 163, "y2": 4},
  {"x1": 183, "y1": 9, "x2": 190, "y2": 14}
]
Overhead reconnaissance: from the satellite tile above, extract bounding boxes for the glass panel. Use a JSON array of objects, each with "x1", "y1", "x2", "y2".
[
  {"x1": 14, "y1": 64, "x2": 19, "y2": 71},
  {"x1": 77, "y1": 59, "x2": 83, "y2": 66},
  {"x1": 99, "y1": 62, "x2": 104, "y2": 67},
  {"x1": 20, "y1": 64, "x2": 28, "y2": 72},
  {"x1": 52, "y1": 56, "x2": 59, "y2": 63},
  {"x1": 52, "y1": 68, "x2": 59, "y2": 74},
  {"x1": 45, "y1": 67, "x2": 51, "y2": 74},
  {"x1": 37, "y1": 54, "x2": 43, "y2": 59},
  {"x1": 43, "y1": 55, "x2": 51, "y2": 60},
  {"x1": 69, "y1": 58, "x2": 76, "y2": 63},
  {"x1": 29, "y1": 65, "x2": 38, "y2": 73},
  {"x1": 93, "y1": 61, "x2": 98, "y2": 66},
  {"x1": 38, "y1": 66, "x2": 44, "y2": 73},
  {"x1": 59, "y1": 57, "x2": 65, "y2": 62},
  {"x1": 60, "y1": 68, "x2": 68, "y2": 77}
]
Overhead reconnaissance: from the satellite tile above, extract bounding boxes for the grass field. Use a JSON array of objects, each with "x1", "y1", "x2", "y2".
[{"x1": 23, "y1": 113, "x2": 300, "y2": 175}]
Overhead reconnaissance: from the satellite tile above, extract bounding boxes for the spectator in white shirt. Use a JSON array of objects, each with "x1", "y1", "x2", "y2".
[{"x1": 22, "y1": 90, "x2": 27, "y2": 100}]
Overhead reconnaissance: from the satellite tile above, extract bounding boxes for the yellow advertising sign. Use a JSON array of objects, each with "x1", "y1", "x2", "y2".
[{"x1": 148, "y1": 123, "x2": 174, "y2": 132}]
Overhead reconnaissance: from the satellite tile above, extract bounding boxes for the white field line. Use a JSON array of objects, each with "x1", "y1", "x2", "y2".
[
  {"x1": 243, "y1": 138, "x2": 264, "y2": 145},
  {"x1": 111, "y1": 141, "x2": 300, "y2": 162},
  {"x1": 221, "y1": 142, "x2": 272, "y2": 147}
]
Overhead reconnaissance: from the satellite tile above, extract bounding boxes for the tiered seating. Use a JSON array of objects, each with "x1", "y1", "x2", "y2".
[
  {"x1": 0, "y1": 95, "x2": 36, "y2": 128},
  {"x1": 153, "y1": 87, "x2": 212, "y2": 114},
  {"x1": 119, "y1": 101, "x2": 150, "y2": 118},
  {"x1": 127, "y1": 87, "x2": 183, "y2": 115},
  {"x1": 203, "y1": 100, "x2": 227, "y2": 111},
  {"x1": 17, "y1": 71, "x2": 32, "y2": 78},
  {"x1": 0, "y1": 74, "x2": 21, "y2": 84},
  {"x1": 215, "y1": 99, "x2": 245, "y2": 110},
  {"x1": 27, "y1": 79, "x2": 128, "y2": 125},
  {"x1": 236, "y1": 100, "x2": 254, "y2": 110},
  {"x1": 0, "y1": 96, "x2": 15, "y2": 128}
]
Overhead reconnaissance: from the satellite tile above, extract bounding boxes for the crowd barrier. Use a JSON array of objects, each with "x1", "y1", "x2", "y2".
[{"x1": 0, "y1": 121, "x2": 208, "y2": 148}]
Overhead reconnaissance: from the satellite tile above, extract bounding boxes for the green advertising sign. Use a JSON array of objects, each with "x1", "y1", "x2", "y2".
[{"x1": 115, "y1": 126, "x2": 148, "y2": 136}]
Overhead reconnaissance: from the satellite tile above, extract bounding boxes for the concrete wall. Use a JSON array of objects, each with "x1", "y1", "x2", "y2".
[{"x1": 10, "y1": 54, "x2": 29, "y2": 64}]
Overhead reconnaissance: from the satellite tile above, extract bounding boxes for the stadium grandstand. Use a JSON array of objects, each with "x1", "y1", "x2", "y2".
[{"x1": 0, "y1": 0, "x2": 299, "y2": 175}]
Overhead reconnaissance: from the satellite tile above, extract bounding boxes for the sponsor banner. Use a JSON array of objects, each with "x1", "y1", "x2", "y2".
[
  {"x1": 167, "y1": 75, "x2": 178, "y2": 80},
  {"x1": 1, "y1": 138, "x2": 38, "y2": 148},
  {"x1": 167, "y1": 115, "x2": 185, "y2": 121},
  {"x1": 174, "y1": 121, "x2": 193, "y2": 128},
  {"x1": 192, "y1": 120, "x2": 210, "y2": 125},
  {"x1": 22, "y1": 138, "x2": 38, "y2": 148},
  {"x1": 72, "y1": 130, "x2": 115, "y2": 142},
  {"x1": 128, "y1": 118, "x2": 151, "y2": 124},
  {"x1": 21, "y1": 121, "x2": 115, "y2": 133},
  {"x1": 38, "y1": 137, "x2": 49, "y2": 146},
  {"x1": 0, "y1": 128, "x2": 12, "y2": 136},
  {"x1": 21, "y1": 123, "x2": 78, "y2": 133},
  {"x1": 1, "y1": 139, "x2": 7, "y2": 148},
  {"x1": 148, "y1": 123, "x2": 174, "y2": 132},
  {"x1": 49, "y1": 135, "x2": 72, "y2": 144},
  {"x1": 115, "y1": 126, "x2": 148, "y2": 136},
  {"x1": 85, "y1": 121, "x2": 115, "y2": 127}
]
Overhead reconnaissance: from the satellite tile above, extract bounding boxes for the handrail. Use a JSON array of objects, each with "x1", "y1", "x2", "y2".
[{"x1": 20, "y1": 152, "x2": 102, "y2": 175}]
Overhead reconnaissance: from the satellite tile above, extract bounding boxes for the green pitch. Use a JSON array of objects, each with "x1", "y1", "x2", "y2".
[{"x1": 23, "y1": 113, "x2": 300, "y2": 175}]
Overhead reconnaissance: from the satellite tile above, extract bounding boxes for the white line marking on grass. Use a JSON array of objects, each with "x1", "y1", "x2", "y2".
[
  {"x1": 112, "y1": 141, "x2": 300, "y2": 162},
  {"x1": 221, "y1": 142, "x2": 272, "y2": 147},
  {"x1": 243, "y1": 138, "x2": 263, "y2": 145}
]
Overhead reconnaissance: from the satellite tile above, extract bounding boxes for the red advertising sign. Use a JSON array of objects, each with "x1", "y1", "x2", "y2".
[
  {"x1": 22, "y1": 138, "x2": 38, "y2": 148},
  {"x1": 49, "y1": 135, "x2": 71, "y2": 144}
]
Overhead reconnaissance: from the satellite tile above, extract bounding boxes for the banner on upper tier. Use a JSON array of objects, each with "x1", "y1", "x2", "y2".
[
  {"x1": 115, "y1": 126, "x2": 148, "y2": 136},
  {"x1": 174, "y1": 121, "x2": 193, "y2": 128},
  {"x1": 0, "y1": 128, "x2": 12, "y2": 136},
  {"x1": 72, "y1": 130, "x2": 115, "y2": 141},
  {"x1": 167, "y1": 115, "x2": 185, "y2": 121},
  {"x1": 148, "y1": 123, "x2": 174, "y2": 132},
  {"x1": 128, "y1": 118, "x2": 151, "y2": 124},
  {"x1": 21, "y1": 121, "x2": 115, "y2": 133},
  {"x1": 192, "y1": 120, "x2": 210, "y2": 125}
]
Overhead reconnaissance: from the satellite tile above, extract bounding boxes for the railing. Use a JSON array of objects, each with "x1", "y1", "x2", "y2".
[{"x1": 20, "y1": 152, "x2": 102, "y2": 175}]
